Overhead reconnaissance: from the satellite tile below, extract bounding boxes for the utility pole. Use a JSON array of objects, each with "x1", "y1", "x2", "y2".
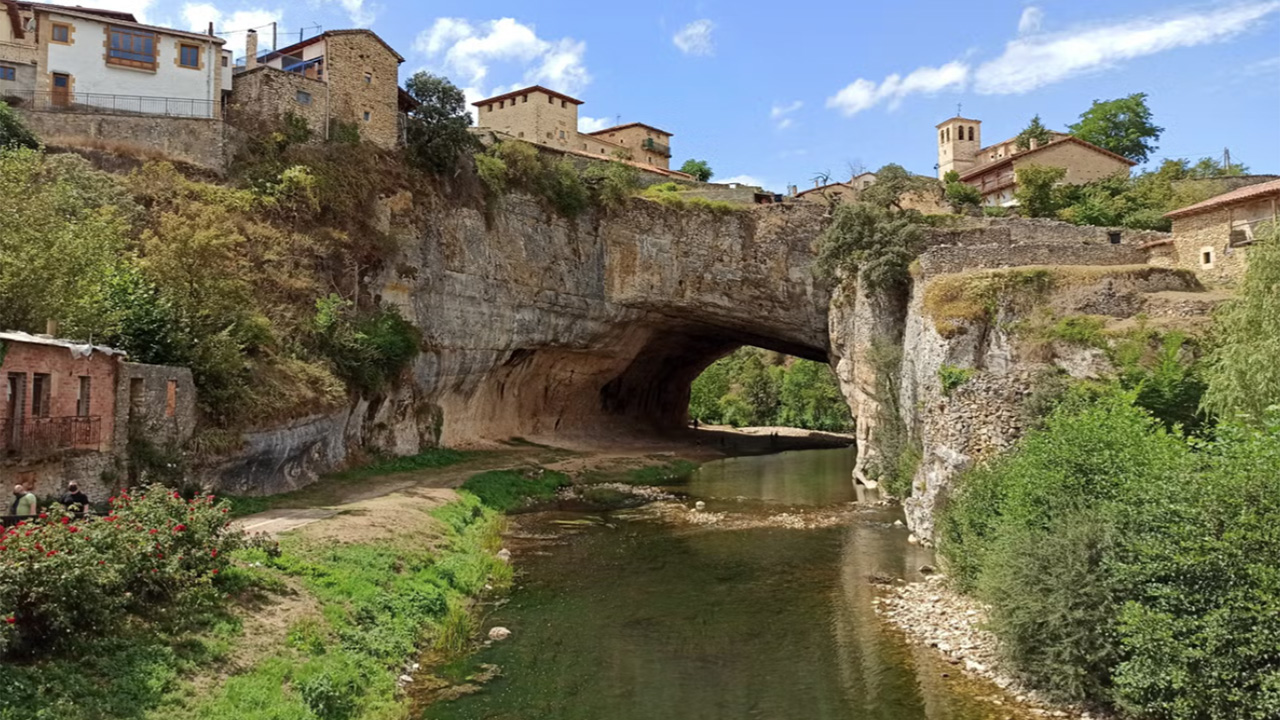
[
  {"x1": 271, "y1": 21, "x2": 276, "y2": 52},
  {"x1": 1223, "y1": 147, "x2": 1232, "y2": 173}
]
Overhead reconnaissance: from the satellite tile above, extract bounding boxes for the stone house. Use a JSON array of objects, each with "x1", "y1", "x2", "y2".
[
  {"x1": 935, "y1": 115, "x2": 1134, "y2": 207},
  {"x1": 1161, "y1": 178, "x2": 1280, "y2": 285},
  {"x1": 231, "y1": 28, "x2": 404, "y2": 149},
  {"x1": 583, "y1": 122, "x2": 673, "y2": 170},
  {"x1": 0, "y1": 1, "x2": 226, "y2": 117},
  {"x1": 0, "y1": 331, "x2": 195, "y2": 502},
  {"x1": 473, "y1": 85, "x2": 675, "y2": 172}
]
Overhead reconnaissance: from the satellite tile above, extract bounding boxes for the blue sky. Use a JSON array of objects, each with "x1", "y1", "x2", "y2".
[{"x1": 121, "y1": 0, "x2": 1278, "y2": 190}]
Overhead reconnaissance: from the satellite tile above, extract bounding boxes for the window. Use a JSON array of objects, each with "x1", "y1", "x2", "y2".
[
  {"x1": 1108, "y1": 231, "x2": 1122, "y2": 245},
  {"x1": 51, "y1": 22, "x2": 71, "y2": 43},
  {"x1": 561, "y1": 100, "x2": 566, "y2": 108},
  {"x1": 296, "y1": 90, "x2": 311, "y2": 105},
  {"x1": 517, "y1": 131, "x2": 524, "y2": 138},
  {"x1": 179, "y1": 43, "x2": 199, "y2": 68},
  {"x1": 363, "y1": 111, "x2": 371, "y2": 122},
  {"x1": 364, "y1": 72, "x2": 372, "y2": 84},
  {"x1": 221, "y1": 55, "x2": 228, "y2": 67},
  {"x1": 939, "y1": 130, "x2": 944, "y2": 143},
  {"x1": 1200, "y1": 247, "x2": 1215, "y2": 268},
  {"x1": 499, "y1": 100, "x2": 504, "y2": 108},
  {"x1": 559, "y1": 130, "x2": 565, "y2": 139},
  {"x1": 31, "y1": 374, "x2": 50, "y2": 418},
  {"x1": 521, "y1": 94, "x2": 527, "y2": 103},
  {"x1": 108, "y1": 26, "x2": 157, "y2": 68},
  {"x1": 76, "y1": 377, "x2": 91, "y2": 417},
  {"x1": 968, "y1": 126, "x2": 974, "y2": 141},
  {"x1": 0, "y1": 66, "x2": 13, "y2": 81},
  {"x1": 547, "y1": 95, "x2": 553, "y2": 104}
]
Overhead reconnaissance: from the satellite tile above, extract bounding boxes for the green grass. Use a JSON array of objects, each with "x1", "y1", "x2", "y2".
[
  {"x1": 328, "y1": 447, "x2": 471, "y2": 481},
  {"x1": 625, "y1": 459, "x2": 699, "y2": 485},
  {"x1": 460, "y1": 469, "x2": 570, "y2": 511}
]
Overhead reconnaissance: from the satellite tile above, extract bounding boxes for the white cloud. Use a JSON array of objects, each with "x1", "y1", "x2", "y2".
[
  {"x1": 415, "y1": 18, "x2": 591, "y2": 95},
  {"x1": 977, "y1": 1, "x2": 1280, "y2": 94},
  {"x1": 719, "y1": 174, "x2": 766, "y2": 189},
  {"x1": 1244, "y1": 54, "x2": 1280, "y2": 75},
  {"x1": 770, "y1": 100, "x2": 802, "y2": 129},
  {"x1": 578, "y1": 116, "x2": 612, "y2": 133},
  {"x1": 673, "y1": 19, "x2": 715, "y2": 56},
  {"x1": 317, "y1": 0, "x2": 375, "y2": 27},
  {"x1": 826, "y1": 61, "x2": 969, "y2": 116},
  {"x1": 184, "y1": 4, "x2": 283, "y2": 52},
  {"x1": 1018, "y1": 6, "x2": 1044, "y2": 34}
]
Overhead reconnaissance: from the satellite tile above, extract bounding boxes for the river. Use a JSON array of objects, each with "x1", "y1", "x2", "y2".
[{"x1": 423, "y1": 447, "x2": 1026, "y2": 719}]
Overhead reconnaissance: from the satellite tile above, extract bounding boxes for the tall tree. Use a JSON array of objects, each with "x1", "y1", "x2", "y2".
[
  {"x1": 1015, "y1": 114, "x2": 1053, "y2": 151},
  {"x1": 403, "y1": 72, "x2": 476, "y2": 173},
  {"x1": 1014, "y1": 165, "x2": 1068, "y2": 218},
  {"x1": 1067, "y1": 93, "x2": 1163, "y2": 164},
  {"x1": 859, "y1": 163, "x2": 936, "y2": 212},
  {"x1": 1203, "y1": 224, "x2": 1280, "y2": 424},
  {"x1": 679, "y1": 159, "x2": 713, "y2": 182}
]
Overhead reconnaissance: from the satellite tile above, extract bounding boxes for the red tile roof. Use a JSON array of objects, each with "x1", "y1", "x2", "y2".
[
  {"x1": 473, "y1": 85, "x2": 583, "y2": 107},
  {"x1": 1165, "y1": 178, "x2": 1280, "y2": 219}
]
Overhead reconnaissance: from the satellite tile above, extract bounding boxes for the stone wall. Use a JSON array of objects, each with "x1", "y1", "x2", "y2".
[
  {"x1": 1169, "y1": 196, "x2": 1277, "y2": 286},
  {"x1": 228, "y1": 66, "x2": 329, "y2": 138},
  {"x1": 113, "y1": 362, "x2": 196, "y2": 453},
  {"x1": 324, "y1": 32, "x2": 401, "y2": 149},
  {"x1": 19, "y1": 108, "x2": 226, "y2": 171},
  {"x1": 919, "y1": 218, "x2": 1163, "y2": 275}
]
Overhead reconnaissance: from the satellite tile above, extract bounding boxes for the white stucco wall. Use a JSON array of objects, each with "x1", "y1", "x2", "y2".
[
  {"x1": 44, "y1": 12, "x2": 220, "y2": 116},
  {"x1": 221, "y1": 49, "x2": 233, "y2": 91}
]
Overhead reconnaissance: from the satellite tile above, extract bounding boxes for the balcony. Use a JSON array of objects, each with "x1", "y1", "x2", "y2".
[
  {"x1": 0, "y1": 417, "x2": 103, "y2": 460},
  {"x1": 642, "y1": 137, "x2": 671, "y2": 158}
]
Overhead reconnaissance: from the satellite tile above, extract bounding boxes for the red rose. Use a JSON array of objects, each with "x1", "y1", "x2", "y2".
[
  {"x1": 211, "y1": 569, "x2": 219, "y2": 575},
  {"x1": 38, "y1": 513, "x2": 47, "y2": 520},
  {"x1": 45, "y1": 551, "x2": 56, "y2": 557},
  {"x1": 60, "y1": 517, "x2": 69, "y2": 525},
  {"x1": 174, "y1": 524, "x2": 186, "y2": 533},
  {"x1": 210, "y1": 549, "x2": 217, "y2": 558},
  {"x1": 149, "y1": 529, "x2": 158, "y2": 535},
  {"x1": 5, "y1": 617, "x2": 14, "y2": 624},
  {"x1": 173, "y1": 492, "x2": 181, "y2": 499},
  {"x1": 69, "y1": 527, "x2": 79, "y2": 534}
]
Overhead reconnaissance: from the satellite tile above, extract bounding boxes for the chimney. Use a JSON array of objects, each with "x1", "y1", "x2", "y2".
[
  {"x1": 245, "y1": 29, "x2": 258, "y2": 70},
  {"x1": 207, "y1": 21, "x2": 214, "y2": 37},
  {"x1": 45, "y1": 319, "x2": 59, "y2": 337}
]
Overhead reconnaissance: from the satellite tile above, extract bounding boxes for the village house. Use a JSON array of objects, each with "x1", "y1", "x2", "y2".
[
  {"x1": 472, "y1": 85, "x2": 675, "y2": 172},
  {"x1": 0, "y1": 1, "x2": 227, "y2": 117},
  {"x1": 230, "y1": 28, "x2": 404, "y2": 149},
  {"x1": 0, "y1": 330, "x2": 195, "y2": 502},
  {"x1": 935, "y1": 115, "x2": 1135, "y2": 207},
  {"x1": 1158, "y1": 178, "x2": 1280, "y2": 285}
]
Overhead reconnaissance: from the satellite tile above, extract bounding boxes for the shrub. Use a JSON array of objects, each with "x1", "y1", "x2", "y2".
[
  {"x1": 938, "y1": 364, "x2": 974, "y2": 396},
  {"x1": 475, "y1": 152, "x2": 507, "y2": 197},
  {"x1": 982, "y1": 206, "x2": 1009, "y2": 218},
  {"x1": 1014, "y1": 165, "x2": 1068, "y2": 218},
  {"x1": 402, "y1": 72, "x2": 475, "y2": 173},
  {"x1": 312, "y1": 295, "x2": 420, "y2": 395},
  {"x1": 0, "y1": 101, "x2": 37, "y2": 149},
  {"x1": 679, "y1": 159, "x2": 713, "y2": 182},
  {"x1": 816, "y1": 201, "x2": 926, "y2": 292},
  {"x1": 1109, "y1": 415, "x2": 1280, "y2": 719},
  {"x1": 0, "y1": 486, "x2": 246, "y2": 656},
  {"x1": 583, "y1": 159, "x2": 640, "y2": 209}
]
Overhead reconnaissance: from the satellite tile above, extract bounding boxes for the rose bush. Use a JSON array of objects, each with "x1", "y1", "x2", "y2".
[{"x1": 0, "y1": 485, "x2": 247, "y2": 655}]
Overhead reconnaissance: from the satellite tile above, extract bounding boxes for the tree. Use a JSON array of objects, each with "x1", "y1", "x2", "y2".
[
  {"x1": 1014, "y1": 165, "x2": 1068, "y2": 218},
  {"x1": 1067, "y1": 93, "x2": 1163, "y2": 164},
  {"x1": 679, "y1": 159, "x2": 713, "y2": 182},
  {"x1": 1015, "y1": 114, "x2": 1053, "y2": 151},
  {"x1": 817, "y1": 201, "x2": 925, "y2": 292},
  {"x1": 943, "y1": 170, "x2": 982, "y2": 211},
  {"x1": 860, "y1": 163, "x2": 936, "y2": 211},
  {"x1": 403, "y1": 72, "x2": 476, "y2": 173},
  {"x1": 0, "y1": 101, "x2": 37, "y2": 150},
  {"x1": 1203, "y1": 224, "x2": 1280, "y2": 425}
]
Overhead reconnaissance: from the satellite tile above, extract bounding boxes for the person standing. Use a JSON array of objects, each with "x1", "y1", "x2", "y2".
[
  {"x1": 60, "y1": 482, "x2": 90, "y2": 515},
  {"x1": 11, "y1": 483, "x2": 37, "y2": 518}
]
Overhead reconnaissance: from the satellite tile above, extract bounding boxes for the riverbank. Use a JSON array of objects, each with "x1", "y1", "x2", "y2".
[{"x1": 877, "y1": 575, "x2": 1112, "y2": 720}]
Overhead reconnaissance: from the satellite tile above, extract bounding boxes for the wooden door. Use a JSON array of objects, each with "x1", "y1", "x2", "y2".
[{"x1": 51, "y1": 73, "x2": 70, "y2": 106}]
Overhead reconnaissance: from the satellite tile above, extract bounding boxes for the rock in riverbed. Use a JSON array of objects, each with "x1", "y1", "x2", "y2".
[{"x1": 488, "y1": 626, "x2": 511, "y2": 641}]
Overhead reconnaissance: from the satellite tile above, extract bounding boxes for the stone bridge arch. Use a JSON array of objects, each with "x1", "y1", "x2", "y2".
[{"x1": 389, "y1": 196, "x2": 835, "y2": 444}]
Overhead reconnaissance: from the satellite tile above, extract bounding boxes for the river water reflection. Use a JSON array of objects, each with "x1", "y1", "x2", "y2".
[{"x1": 424, "y1": 448, "x2": 1024, "y2": 720}]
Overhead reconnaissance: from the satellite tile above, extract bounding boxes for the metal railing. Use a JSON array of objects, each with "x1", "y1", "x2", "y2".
[
  {"x1": 0, "y1": 416, "x2": 103, "y2": 458},
  {"x1": 3, "y1": 90, "x2": 220, "y2": 119},
  {"x1": 642, "y1": 137, "x2": 671, "y2": 157}
]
